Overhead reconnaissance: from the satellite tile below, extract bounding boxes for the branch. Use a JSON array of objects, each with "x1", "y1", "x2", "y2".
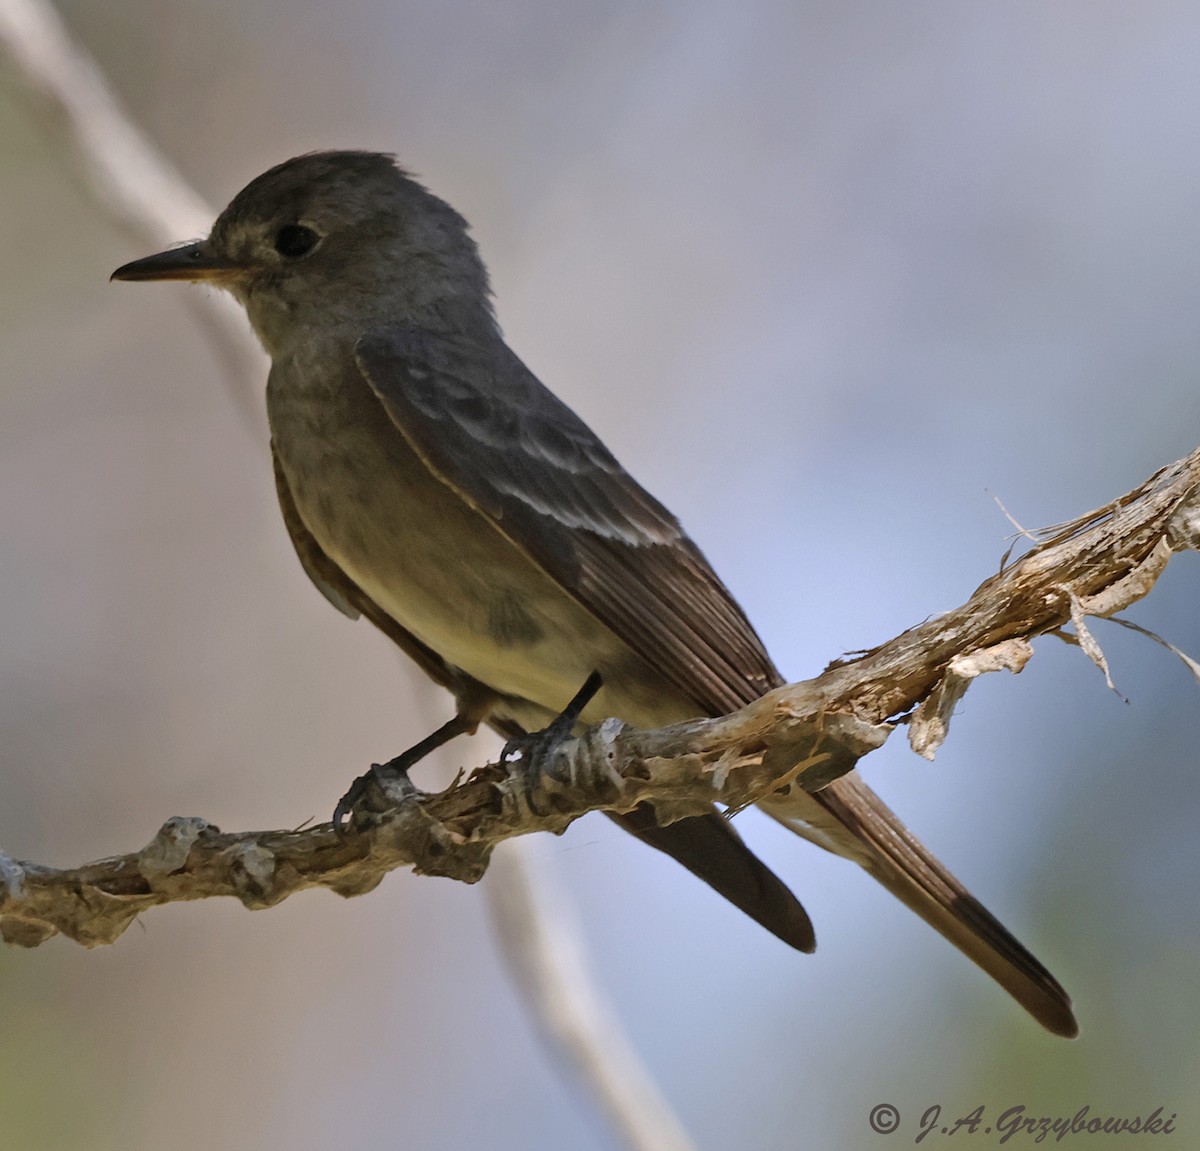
[{"x1": 4, "y1": 443, "x2": 1198, "y2": 947}]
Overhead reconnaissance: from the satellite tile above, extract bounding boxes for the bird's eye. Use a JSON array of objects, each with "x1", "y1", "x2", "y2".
[{"x1": 274, "y1": 224, "x2": 320, "y2": 259}]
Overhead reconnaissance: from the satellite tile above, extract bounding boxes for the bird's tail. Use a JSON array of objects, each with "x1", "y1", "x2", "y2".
[{"x1": 763, "y1": 771, "x2": 1078, "y2": 1038}]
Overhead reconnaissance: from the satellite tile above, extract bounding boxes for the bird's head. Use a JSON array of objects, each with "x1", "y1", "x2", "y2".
[{"x1": 112, "y1": 151, "x2": 494, "y2": 357}]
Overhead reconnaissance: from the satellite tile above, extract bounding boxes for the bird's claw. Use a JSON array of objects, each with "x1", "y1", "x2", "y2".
[
  {"x1": 499, "y1": 714, "x2": 574, "y2": 771},
  {"x1": 332, "y1": 760, "x2": 418, "y2": 835},
  {"x1": 498, "y1": 671, "x2": 604, "y2": 808}
]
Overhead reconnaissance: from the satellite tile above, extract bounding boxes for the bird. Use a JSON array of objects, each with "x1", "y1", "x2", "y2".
[{"x1": 112, "y1": 150, "x2": 1077, "y2": 1037}]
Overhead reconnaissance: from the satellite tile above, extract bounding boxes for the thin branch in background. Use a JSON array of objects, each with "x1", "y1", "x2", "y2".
[
  {"x1": 487, "y1": 838, "x2": 698, "y2": 1151},
  {"x1": 0, "y1": 2, "x2": 701, "y2": 1147},
  {"x1": 0, "y1": 0, "x2": 267, "y2": 438}
]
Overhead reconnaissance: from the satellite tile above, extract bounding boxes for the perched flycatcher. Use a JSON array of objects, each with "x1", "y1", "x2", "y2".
[{"x1": 113, "y1": 151, "x2": 1076, "y2": 1036}]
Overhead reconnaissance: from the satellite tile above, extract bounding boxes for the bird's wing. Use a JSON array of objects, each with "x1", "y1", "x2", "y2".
[{"x1": 354, "y1": 325, "x2": 777, "y2": 718}]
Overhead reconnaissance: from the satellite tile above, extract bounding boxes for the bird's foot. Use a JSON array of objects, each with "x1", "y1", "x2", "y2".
[
  {"x1": 333, "y1": 707, "x2": 487, "y2": 834},
  {"x1": 332, "y1": 748, "x2": 423, "y2": 835},
  {"x1": 498, "y1": 672, "x2": 603, "y2": 811}
]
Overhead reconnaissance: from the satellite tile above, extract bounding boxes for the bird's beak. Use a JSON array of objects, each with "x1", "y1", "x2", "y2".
[{"x1": 110, "y1": 241, "x2": 248, "y2": 285}]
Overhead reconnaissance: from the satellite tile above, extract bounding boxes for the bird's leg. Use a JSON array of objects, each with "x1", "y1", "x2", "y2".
[
  {"x1": 499, "y1": 670, "x2": 604, "y2": 772},
  {"x1": 333, "y1": 689, "x2": 494, "y2": 833}
]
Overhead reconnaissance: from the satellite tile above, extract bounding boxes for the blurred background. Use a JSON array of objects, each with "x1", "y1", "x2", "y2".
[{"x1": 2, "y1": 2, "x2": 1198, "y2": 1148}]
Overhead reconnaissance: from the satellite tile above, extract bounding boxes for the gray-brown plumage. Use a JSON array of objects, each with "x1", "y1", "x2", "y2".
[{"x1": 113, "y1": 151, "x2": 1077, "y2": 1037}]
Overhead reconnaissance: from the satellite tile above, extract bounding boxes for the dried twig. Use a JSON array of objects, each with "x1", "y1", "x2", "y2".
[{"x1": 4, "y1": 442, "x2": 1199, "y2": 946}]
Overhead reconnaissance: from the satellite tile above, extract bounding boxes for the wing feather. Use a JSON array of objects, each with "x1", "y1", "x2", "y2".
[{"x1": 354, "y1": 325, "x2": 778, "y2": 716}]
